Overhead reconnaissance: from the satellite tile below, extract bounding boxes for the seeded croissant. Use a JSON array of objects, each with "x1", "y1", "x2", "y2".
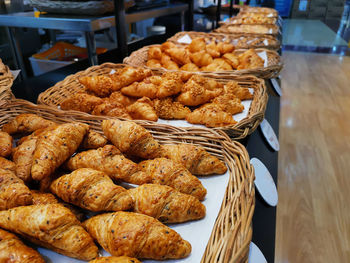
[
  {"x1": 0, "y1": 228, "x2": 45, "y2": 263},
  {"x1": 2, "y1": 114, "x2": 55, "y2": 135},
  {"x1": 31, "y1": 122, "x2": 89, "y2": 181},
  {"x1": 66, "y1": 145, "x2": 149, "y2": 185},
  {"x1": 102, "y1": 120, "x2": 160, "y2": 159},
  {"x1": 0, "y1": 131, "x2": 12, "y2": 157},
  {"x1": 0, "y1": 169, "x2": 32, "y2": 210},
  {"x1": 83, "y1": 211, "x2": 191, "y2": 260},
  {"x1": 50, "y1": 168, "x2": 133, "y2": 212},
  {"x1": 138, "y1": 158, "x2": 207, "y2": 200},
  {"x1": 0, "y1": 204, "x2": 99, "y2": 260},
  {"x1": 129, "y1": 184, "x2": 206, "y2": 223},
  {"x1": 89, "y1": 256, "x2": 141, "y2": 263},
  {"x1": 156, "y1": 143, "x2": 227, "y2": 175}
]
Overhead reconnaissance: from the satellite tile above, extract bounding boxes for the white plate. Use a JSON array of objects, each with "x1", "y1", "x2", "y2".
[
  {"x1": 260, "y1": 119, "x2": 280, "y2": 151},
  {"x1": 177, "y1": 34, "x2": 192, "y2": 44},
  {"x1": 248, "y1": 242, "x2": 268, "y2": 263},
  {"x1": 250, "y1": 157, "x2": 278, "y2": 206},
  {"x1": 270, "y1": 78, "x2": 282, "y2": 96}
]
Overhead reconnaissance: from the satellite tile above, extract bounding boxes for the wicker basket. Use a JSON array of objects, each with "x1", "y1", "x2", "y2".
[
  {"x1": 0, "y1": 98, "x2": 255, "y2": 263},
  {"x1": 168, "y1": 31, "x2": 280, "y2": 50},
  {"x1": 0, "y1": 59, "x2": 14, "y2": 101},
  {"x1": 124, "y1": 45, "x2": 282, "y2": 79},
  {"x1": 37, "y1": 63, "x2": 268, "y2": 139},
  {"x1": 28, "y1": 0, "x2": 116, "y2": 15},
  {"x1": 215, "y1": 24, "x2": 280, "y2": 36}
]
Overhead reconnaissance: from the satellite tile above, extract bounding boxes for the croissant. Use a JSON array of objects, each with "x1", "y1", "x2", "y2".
[
  {"x1": 189, "y1": 51, "x2": 213, "y2": 67},
  {"x1": 156, "y1": 143, "x2": 227, "y2": 175},
  {"x1": 0, "y1": 131, "x2": 12, "y2": 157},
  {"x1": 0, "y1": 204, "x2": 99, "y2": 260},
  {"x1": 206, "y1": 40, "x2": 221, "y2": 58},
  {"x1": 31, "y1": 190, "x2": 85, "y2": 221},
  {"x1": 60, "y1": 92, "x2": 104, "y2": 112},
  {"x1": 188, "y1": 37, "x2": 206, "y2": 53},
  {"x1": 180, "y1": 63, "x2": 200, "y2": 72},
  {"x1": 216, "y1": 41, "x2": 235, "y2": 54},
  {"x1": 186, "y1": 104, "x2": 237, "y2": 128},
  {"x1": 91, "y1": 100, "x2": 131, "y2": 119},
  {"x1": 160, "y1": 41, "x2": 177, "y2": 52},
  {"x1": 0, "y1": 169, "x2": 32, "y2": 210},
  {"x1": 82, "y1": 130, "x2": 108, "y2": 149},
  {"x1": 162, "y1": 59, "x2": 180, "y2": 70},
  {"x1": 165, "y1": 48, "x2": 191, "y2": 66},
  {"x1": 212, "y1": 94, "x2": 244, "y2": 114},
  {"x1": 102, "y1": 119, "x2": 160, "y2": 159},
  {"x1": 129, "y1": 184, "x2": 206, "y2": 223},
  {"x1": 66, "y1": 145, "x2": 149, "y2": 185},
  {"x1": 237, "y1": 49, "x2": 264, "y2": 70},
  {"x1": 0, "y1": 157, "x2": 15, "y2": 173},
  {"x1": 224, "y1": 81, "x2": 254, "y2": 100},
  {"x1": 0, "y1": 228, "x2": 45, "y2": 263},
  {"x1": 117, "y1": 67, "x2": 153, "y2": 89},
  {"x1": 2, "y1": 114, "x2": 55, "y2": 135},
  {"x1": 31, "y1": 122, "x2": 89, "y2": 181},
  {"x1": 153, "y1": 98, "x2": 191, "y2": 120},
  {"x1": 109, "y1": 91, "x2": 136, "y2": 107},
  {"x1": 121, "y1": 79, "x2": 158, "y2": 98},
  {"x1": 223, "y1": 53, "x2": 240, "y2": 69},
  {"x1": 138, "y1": 158, "x2": 206, "y2": 200},
  {"x1": 148, "y1": 46, "x2": 162, "y2": 60},
  {"x1": 205, "y1": 58, "x2": 233, "y2": 71},
  {"x1": 83, "y1": 211, "x2": 191, "y2": 260},
  {"x1": 127, "y1": 97, "x2": 158, "y2": 122},
  {"x1": 89, "y1": 257, "x2": 141, "y2": 263},
  {"x1": 51, "y1": 168, "x2": 133, "y2": 212},
  {"x1": 146, "y1": 59, "x2": 162, "y2": 68},
  {"x1": 79, "y1": 75, "x2": 117, "y2": 97}
]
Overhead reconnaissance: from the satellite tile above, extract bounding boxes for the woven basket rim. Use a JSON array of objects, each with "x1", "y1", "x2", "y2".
[
  {"x1": 0, "y1": 59, "x2": 14, "y2": 101},
  {"x1": 37, "y1": 63, "x2": 268, "y2": 140},
  {"x1": 123, "y1": 45, "x2": 283, "y2": 79},
  {"x1": 0, "y1": 98, "x2": 255, "y2": 263},
  {"x1": 167, "y1": 31, "x2": 281, "y2": 50},
  {"x1": 214, "y1": 23, "x2": 280, "y2": 36}
]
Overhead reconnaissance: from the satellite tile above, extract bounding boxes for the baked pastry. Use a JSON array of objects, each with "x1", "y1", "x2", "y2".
[
  {"x1": 126, "y1": 97, "x2": 158, "y2": 122},
  {"x1": 165, "y1": 48, "x2": 191, "y2": 65},
  {"x1": 31, "y1": 122, "x2": 89, "y2": 181},
  {"x1": 180, "y1": 63, "x2": 200, "y2": 72},
  {"x1": 51, "y1": 168, "x2": 133, "y2": 212},
  {"x1": 0, "y1": 131, "x2": 12, "y2": 157},
  {"x1": 0, "y1": 169, "x2": 32, "y2": 210},
  {"x1": 83, "y1": 211, "x2": 191, "y2": 260},
  {"x1": 224, "y1": 81, "x2": 254, "y2": 100},
  {"x1": 91, "y1": 100, "x2": 131, "y2": 119},
  {"x1": 148, "y1": 46, "x2": 162, "y2": 60},
  {"x1": 211, "y1": 94, "x2": 244, "y2": 114},
  {"x1": 237, "y1": 49, "x2": 264, "y2": 70},
  {"x1": 189, "y1": 51, "x2": 213, "y2": 67},
  {"x1": 146, "y1": 59, "x2": 162, "y2": 68},
  {"x1": 66, "y1": 145, "x2": 148, "y2": 185},
  {"x1": 89, "y1": 257, "x2": 141, "y2": 263},
  {"x1": 81, "y1": 130, "x2": 108, "y2": 149},
  {"x1": 60, "y1": 92, "x2": 104, "y2": 112},
  {"x1": 153, "y1": 98, "x2": 191, "y2": 120},
  {"x1": 109, "y1": 91, "x2": 136, "y2": 107},
  {"x1": 138, "y1": 158, "x2": 207, "y2": 200},
  {"x1": 222, "y1": 53, "x2": 240, "y2": 69},
  {"x1": 0, "y1": 228, "x2": 45, "y2": 263},
  {"x1": 2, "y1": 114, "x2": 55, "y2": 135},
  {"x1": 0, "y1": 204, "x2": 99, "y2": 260},
  {"x1": 102, "y1": 120, "x2": 160, "y2": 159},
  {"x1": 206, "y1": 40, "x2": 221, "y2": 58},
  {"x1": 156, "y1": 143, "x2": 227, "y2": 175},
  {"x1": 0, "y1": 156, "x2": 15, "y2": 173},
  {"x1": 188, "y1": 37, "x2": 206, "y2": 53},
  {"x1": 129, "y1": 184, "x2": 206, "y2": 223}
]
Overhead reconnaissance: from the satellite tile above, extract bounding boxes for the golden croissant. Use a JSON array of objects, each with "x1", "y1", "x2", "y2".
[
  {"x1": 51, "y1": 168, "x2": 133, "y2": 212},
  {"x1": 82, "y1": 130, "x2": 108, "y2": 149},
  {"x1": 138, "y1": 158, "x2": 207, "y2": 200},
  {"x1": 157, "y1": 143, "x2": 227, "y2": 175},
  {"x1": 206, "y1": 40, "x2": 221, "y2": 58},
  {"x1": 31, "y1": 190, "x2": 85, "y2": 221},
  {"x1": 83, "y1": 211, "x2": 191, "y2": 260},
  {"x1": 186, "y1": 103, "x2": 237, "y2": 128},
  {"x1": 0, "y1": 157, "x2": 15, "y2": 173},
  {"x1": 129, "y1": 184, "x2": 206, "y2": 223},
  {"x1": 0, "y1": 169, "x2": 32, "y2": 210},
  {"x1": 66, "y1": 145, "x2": 149, "y2": 185},
  {"x1": 188, "y1": 37, "x2": 206, "y2": 53},
  {"x1": 102, "y1": 119, "x2": 160, "y2": 159},
  {"x1": 211, "y1": 94, "x2": 244, "y2": 114},
  {"x1": 31, "y1": 122, "x2": 89, "y2": 181},
  {"x1": 127, "y1": 97, "x2": 158, "y2": 121},
  {"x1": 0, "y1": 204, "x2": 99, "y2": 260},
  {"x1": 89, "y1": 256, "x2": 141, "y2": 263},
  {"x1": 60, "y1": 92, "x2": 104, "y2": 112},
  {"x1": 165, "y1": 47, "x2": 191, "y2": 65},
  {"x1": 0, "y1": 228, "x2": 45, "y2": 263},
  {"x1": 148, "y1": 46, "x2": 162, "y2": 60},
  {"x1": 2, "y1": 114, "x2": 55, "y2": 135},
  {"x1": 153, "y1": 98, "x2": 191, "y2": 120},
  {"x1": 223, "y1": 81, "x2": 254, "y2": 100},
  {"x1": 79, "y1": 75, "x2": 118, "y2": 97},
  {"x1": 0, "y1": 131, "x2": 12, "y2": 157},
  {"x1": 91, "y1": 100, "x2": 131, "y2": 119},
  {"x1": 189, "y1": 51, "x2": 213, "y2": 67}
]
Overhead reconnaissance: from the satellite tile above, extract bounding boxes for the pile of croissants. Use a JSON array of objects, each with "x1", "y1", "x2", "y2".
[
  {"x1": 60, "y1": 67, "x2": 253, "y2": 128},
  {"x1": 0, "y1": 114, "x2": 228, "y2": 262},
  {"x1": 146, "y1": 40, "x2": 265, "y2": 72}
]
